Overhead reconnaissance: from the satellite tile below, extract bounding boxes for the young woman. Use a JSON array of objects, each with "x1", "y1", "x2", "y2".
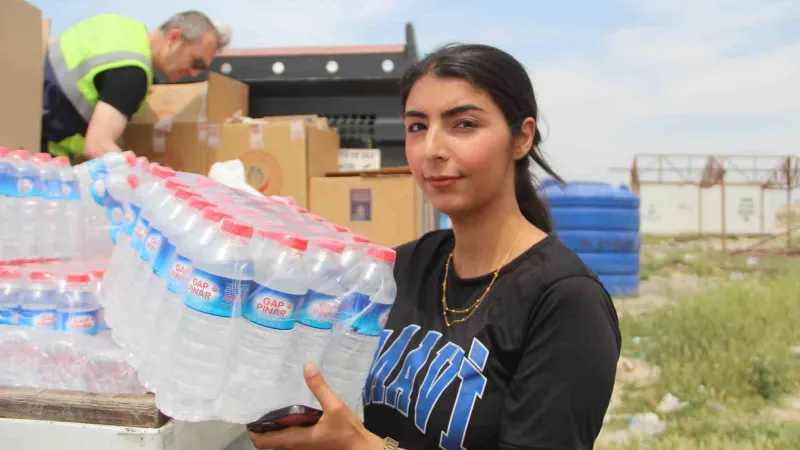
[{"x1": 249, "y1": 44, "x2": 621, "y2": 450}]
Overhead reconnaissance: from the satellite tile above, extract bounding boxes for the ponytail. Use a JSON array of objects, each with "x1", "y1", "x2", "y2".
[{"x1": 514, "y1": 126, "x2": 563, "y2": 233}]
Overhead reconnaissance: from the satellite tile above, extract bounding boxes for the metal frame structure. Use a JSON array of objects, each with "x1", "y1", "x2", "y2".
[
  {"x1": 173, "y1": 23, "x2": 419, "y2": 168},
  {"x1": 166, "y1": 24, "x2": 442, "y2": 235},
  {"x1": 613, "y1": 153, "x2": 799, "y2": 252}
]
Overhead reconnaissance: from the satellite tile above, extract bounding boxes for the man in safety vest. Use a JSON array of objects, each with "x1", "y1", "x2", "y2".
[{"x1": 41, "y1": 11, "x2": 230, "y2": 160}]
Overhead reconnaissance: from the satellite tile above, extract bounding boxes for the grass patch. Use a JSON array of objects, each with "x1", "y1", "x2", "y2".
[
  {"x1": 606, "y1": 257, "x2": 800, "y2": 448},
  {"x1": 639, "y1": 248, "x2": 792, "y2": 281}
]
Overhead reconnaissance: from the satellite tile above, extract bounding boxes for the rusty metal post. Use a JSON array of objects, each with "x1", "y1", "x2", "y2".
[
  {"x1": 698, "y1": 185, "x2": 703, "y2": 237},
  {"x1": 787, "y1": 157, "x2": 793, "y2": 249},
  {"x1": 760, "y1": 186, "x2": 765, "y2": 235},
  {"x1": 721, "y1": 182, "x2": 727, "y2": 253}
]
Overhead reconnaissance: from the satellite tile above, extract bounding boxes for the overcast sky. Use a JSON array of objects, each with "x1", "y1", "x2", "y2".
[{"x1": 32, "y1": 0, "x2": 800, "y2": 184}]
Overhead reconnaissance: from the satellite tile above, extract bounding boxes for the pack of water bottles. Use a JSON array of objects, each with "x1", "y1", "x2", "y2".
[
  {"x1": 0, "y1": 259, "x2": 145, "y2": 394},
  {"x1": 0, "y1": 146, "x2": 149, "y2": 263},
  {"x1": 92, "y1": 154, "x2": 398, "y2": 423}
]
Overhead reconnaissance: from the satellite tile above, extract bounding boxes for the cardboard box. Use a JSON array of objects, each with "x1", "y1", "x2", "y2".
[
  {"x1": 219, "y1": 120, "x2": 340, "y2": 208},
  {"x1": 309, "y1": 172, "x2": 428, "y2": 248},
  {"x1": 130, "y1": 72, "x2": 248, "y2": 125},
  {"x1": 42, "y1": 18, "x2": 51, "y2": 55},
  {"x1": 125, "y1": 113, "x2": 340, "y2": 208},
  {"x1": 123, "y1": 72, "x2": 249, "y2": 174},
  {"x1": 0, "y1": 0, "x2": 44, "y2": 152}
]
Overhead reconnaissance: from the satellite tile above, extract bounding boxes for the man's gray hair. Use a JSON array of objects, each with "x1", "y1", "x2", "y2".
[{"x1": 159, "y1": 10, "x2": 231, "y2": 49}]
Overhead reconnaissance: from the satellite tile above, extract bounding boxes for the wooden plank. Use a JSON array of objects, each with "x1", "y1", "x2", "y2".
[{"x1": 0, "y1": 387, "x2": 169, "y2": 428}]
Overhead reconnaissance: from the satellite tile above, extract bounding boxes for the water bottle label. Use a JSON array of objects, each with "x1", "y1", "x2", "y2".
[
  {"x1": 184, "y1": 269, "x2": 253, "y2": 318},
  {"x1": 140, "y1": 227, "x2": 163, "y2": 263},
  {"x1": 351, "y1": 303, "x2": 392, "y2": 337},
  {"x1": 335, "y1": 291, "x2": 370, "y2": 324},
  {"x1": 0, "y1": 307, "x2": 17, "y2": 326},
  {"x1": 152, "y1": 238, "x2": 176, "y2": 280},
  {"x1": 88, "y1": 176, "x2": 112, "y2": 207},
  {"x1": 167, "y1": 253, "x2": 192, "y2": 294},
  {"x1": 86, "y1": 158, "x2": 107, "y2": 177},
  {"x1": 62, "y1": 180, "x2": 80, "y2": 201},
  {"x1": 0, "y1": 163, "x2": 11, "y2": 196},
  {"x1": 44, "y1": 179, "x2": 62, "y2": 200},
  {"x1": 17, "y1": 308, "x2": 57, "y2": 329},
  {"x1": 130, "y1": 217, "x2": 149, "y2": 251},
  {"x1": 57, "y1": 310, "x2": 98, "y2": 336},
  {"x1": 242, "y1": 285, "x2": 302, "y2": 330},
  {"x1": 85, "y1": 159, "x2": 114, "y2": 208},
  {"x1": 17, "y1": 175, "x2": 41, "y2": 197},
  {"x1": 296, "y1": 290, "x2": 339, "y2": 330},
  {"x1": 105, "y1": 203, "x2": 126, "y2": 244},
  {"x1": 6, "y1": 175, "x2": 19, "y2": 197},
  {"x1": 121, "y1": 203, "x2": 141, "y2": 236},
  {"x1": 85, "y1": 159, "x2": 125, "y2": 243}
]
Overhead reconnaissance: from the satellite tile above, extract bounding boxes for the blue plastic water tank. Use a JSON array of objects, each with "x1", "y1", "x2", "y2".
[{"x1": 543, "y1": 181, "x2": 641, "y2": 297}]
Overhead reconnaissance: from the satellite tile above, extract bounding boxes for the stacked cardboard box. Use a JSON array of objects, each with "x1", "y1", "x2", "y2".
[
  {"x1": 0, "y1": 0, "x2": 46, "y2": 153},
  {"x1": 122, "y1": 73, "x2": 340, "y2": 208},
  {"x1": 120, "y1": 68, "x2": 438, "y2": 249},
  {"x1": 309, "y1": 169, "x2": 433, "y2": 248}
]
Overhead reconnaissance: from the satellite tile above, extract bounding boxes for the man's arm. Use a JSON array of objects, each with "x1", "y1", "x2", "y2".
[
  {"x1": 83, "y1": 66, "x2": 148, "y2": 159},
  {"x1": 84, "y1": 101, "x2": 128, "y2": 158}
]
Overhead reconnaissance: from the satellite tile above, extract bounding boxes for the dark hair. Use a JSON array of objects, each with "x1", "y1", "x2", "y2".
[{"x1": 400, "y1": 43, "x2": 563, "y2": 232}]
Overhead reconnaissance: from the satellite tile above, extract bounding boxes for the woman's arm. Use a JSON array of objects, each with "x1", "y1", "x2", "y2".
[{"x1": 497, "y1": 276, "x2": 621, "y2": 449}]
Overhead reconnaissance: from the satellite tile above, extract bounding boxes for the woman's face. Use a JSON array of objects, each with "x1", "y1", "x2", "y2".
[{"x1": 404, "y1": 74, "x2": 527, "y2": 217}]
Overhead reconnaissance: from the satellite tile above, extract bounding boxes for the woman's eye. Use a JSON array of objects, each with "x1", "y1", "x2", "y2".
[
  {"x1": 455, "y1": 119, "x2": 478, "y2": 129},
  {"x1": 407, "y1": 122, "x2": 426, "y2": 132}
]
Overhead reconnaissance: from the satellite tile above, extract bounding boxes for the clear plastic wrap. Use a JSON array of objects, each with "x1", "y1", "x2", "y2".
[{"x1": 0, "y1": 326, "x2": 145, "y2": 394}]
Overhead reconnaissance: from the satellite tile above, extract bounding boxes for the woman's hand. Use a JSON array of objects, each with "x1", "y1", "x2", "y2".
[{"x1": 248, "y1": 363, "x2": 386, "y2": 450}]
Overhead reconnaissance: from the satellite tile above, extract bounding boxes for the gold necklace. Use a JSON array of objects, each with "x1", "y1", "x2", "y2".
[{"x1": 441, "y1": 229, "x2": 523, "y2": 327}]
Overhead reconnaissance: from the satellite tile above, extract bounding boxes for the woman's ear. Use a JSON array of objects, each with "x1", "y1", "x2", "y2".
[{"x1": 513, "y1": 117, "x2": 536, "y2": 161}]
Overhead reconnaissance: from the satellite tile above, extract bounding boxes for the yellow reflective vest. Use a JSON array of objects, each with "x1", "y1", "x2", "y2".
[{"x1": 46, "y1": 14, "x2": 154, "y2": 158}]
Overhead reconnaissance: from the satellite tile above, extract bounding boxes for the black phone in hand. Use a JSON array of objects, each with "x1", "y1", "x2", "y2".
[{"x1": 246, "y1": 405, "x2": 323, "y2": 434}]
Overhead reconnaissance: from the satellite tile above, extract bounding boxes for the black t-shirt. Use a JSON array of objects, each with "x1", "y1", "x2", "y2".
[
  {"x1": 362, "y1": 230, "x2": 621, "y2": 450},
  {"x1": 41, "y1": 64, "x2": 148, "y2": 150},
  {"x1": 94, "y1": 66, "x2": 149, "y2": 119}
]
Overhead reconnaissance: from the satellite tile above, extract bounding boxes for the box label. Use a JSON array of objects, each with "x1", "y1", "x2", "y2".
[
  {"x1": 339, "y1": 148, "x2": 381, "y2": 172},
  {"x1": 350, "y1": 188, "x2": 372, "y2": 221},
  {"x1": 240, "y1": 150, "x2": 284, "y2": 195}
]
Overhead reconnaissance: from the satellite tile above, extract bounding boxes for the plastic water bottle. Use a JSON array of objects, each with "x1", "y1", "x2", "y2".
[
  {"x1": 0, "y1": 148, "x2": 14, "y2": 260},
  {"x1": 134, "y1": 198, "x2": 218, "y2": 390},
  {"x1": 136, "y1": 206, "x2": 231, "y2": 389},
  {"x1": 282, "y1": 238, "x2": 346, "y2": 407},
  {"x1": 56, "y1": 273, "x2": 101, "y2": 336},
  {"x1": 107, "y1": 176, "x2": 185, "y2": 344},
  {"x1": 32, "y1": 153, "x2": 62, "y2": 259},
  {"x1": 53, "y1": 156, "x2": 82, "y2": 260},
  {"x1": 9, "y1": 151, "x2": 41, "y2": 263},
  {"x1": 321, "y1": 245, "x2": 397, "y2": 411},
  {"x1": 88, "y1": 269, "x2": 109, "y2": 333},
  {"x1": 215, "y1": 231, "x2": 309, "y2": 423},
  {"x1": 111, "y1": 178, "x2": 189, "y2": 347},
  {"x1": 340, "y1": 235, "x2": 371, "y2": 274},
  {"x1": 156, "y1": 219, "x2": 255, "y2": 421},
  {"x1": 125, "y1": 187, "x2": 202, "y2": 364},
  {"x1": 17, "y1": 271, "x2": 58, "y2": 330},
  {"x1": 0, "y1": 266, "x2": 23, "y2": 326},
  {"x1": 132, "y1": 156, "x2": 150, "y2": 179},
  {"x1": 102, "y1": 174, "x2": 139, "y2": 293},
  {"x1": 102, "y1": 165, "x2": 175, "y2": 302},
  {"x1": 73, "y1": 151, "x2": 136, "y2": 258}
]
